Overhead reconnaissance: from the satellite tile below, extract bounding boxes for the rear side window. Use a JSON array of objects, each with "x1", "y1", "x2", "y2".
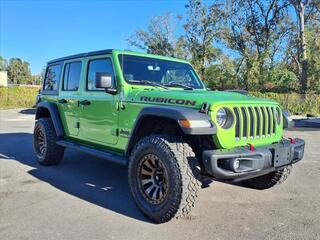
[
  {"x1": 87, "y1": 58, "x2": 115, "y2": 90},
  {"x1": 63, "y1": 61, "x2": 82, "y2": 91},
  {"x1": 44, "y1": 64, "x2": 62, "y2": 91}
]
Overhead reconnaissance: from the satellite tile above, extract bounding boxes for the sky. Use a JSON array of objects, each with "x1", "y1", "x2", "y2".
[{"x1": 0, "y1": 0, "x2": 187, "y2": 74}]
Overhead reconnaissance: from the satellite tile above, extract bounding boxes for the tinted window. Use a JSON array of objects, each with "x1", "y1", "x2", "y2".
[
  {"x1": 63, "y1": 61, "x2": 82, "y2": 91},
  {"x1": 87, "y1": 59, "x2": 114, "y2": 90},
  {"x1": 44, "y1": 64, "x2": 62, "y2": 91}
]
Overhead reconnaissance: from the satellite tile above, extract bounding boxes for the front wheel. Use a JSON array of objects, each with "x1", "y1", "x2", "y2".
[
  {"x1": 33, "y1": 118, "x2": 65, "y2": 165},
  {"x1": 242, "y1": 165, "x2": 292, "y2": 190},
  {"x1": 128, "y1": 135, "x2": 201, "y2": 223}
]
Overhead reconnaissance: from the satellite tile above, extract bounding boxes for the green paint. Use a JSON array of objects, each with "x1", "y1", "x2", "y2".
[{"x1": 41, "y1": 49, "x2": 283, "y2": 153}]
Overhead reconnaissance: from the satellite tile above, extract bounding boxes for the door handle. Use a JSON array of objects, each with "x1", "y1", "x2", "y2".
[
  {"x1": 58, "y1": 99, "x2": 67, "y2": 104},
  {"x1": 79, "y1": 100, "x2": 91, "y2": 106}
]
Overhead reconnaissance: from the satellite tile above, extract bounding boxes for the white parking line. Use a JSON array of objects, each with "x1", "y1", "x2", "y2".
[
  {"x1": 0, "y1": 153, "x2": 15, "y2": 159},
  {"x1": 3, "y1": 119, "x2": 25, "y2": 121}
]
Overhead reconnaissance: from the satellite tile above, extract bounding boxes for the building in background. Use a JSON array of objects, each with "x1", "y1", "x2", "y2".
[{"x1": 0, "y1": 71, "x2": 8, "y2": 87}]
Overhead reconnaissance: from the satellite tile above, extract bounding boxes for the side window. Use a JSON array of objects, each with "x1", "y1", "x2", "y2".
[
  {"x1": 87, "y1": 58, "x2": 115, "y2": 90},
  {"x1": 63, "y1": 61, "x2": 82, "y2": 91},
  {"x1": 44, "y1": 64, "x2": 62, "y2": 91}
]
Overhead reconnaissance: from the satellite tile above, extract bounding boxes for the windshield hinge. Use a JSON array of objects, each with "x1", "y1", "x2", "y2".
[{"x1": 199, "y1": 102, "x2": 210, "y2": 114}]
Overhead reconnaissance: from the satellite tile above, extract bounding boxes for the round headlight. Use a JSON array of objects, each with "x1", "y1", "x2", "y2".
[
  {"x1": 274, "y1": 107, "x2": 282, "y2": 124},
  {"x1": 216, "y1": 107, "x2": 234, "y2": 129},
  {"x1": 217, "y1": 108, "x2": 227, "y2": 126}
]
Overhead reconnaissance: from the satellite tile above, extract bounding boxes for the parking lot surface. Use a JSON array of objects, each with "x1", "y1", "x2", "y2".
[{"x1": 0, "y1": 109, "x2": 319, "y2": 240}]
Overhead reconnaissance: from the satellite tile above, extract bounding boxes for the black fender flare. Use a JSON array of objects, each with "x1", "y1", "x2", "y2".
[
  {"x1": 126, "y1": 105, "x2": 217, "y2": 155},
  {"x1": 35, "y1": 102, "x2": 64, "y2": 138}
]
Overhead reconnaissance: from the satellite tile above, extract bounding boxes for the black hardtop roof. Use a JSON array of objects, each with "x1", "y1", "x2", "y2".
[{"x1": 47, "y1": 49, "x2": 114, "y2": 64}]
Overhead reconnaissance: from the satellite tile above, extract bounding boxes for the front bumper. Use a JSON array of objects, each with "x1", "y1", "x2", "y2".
[{"x1": 202, "y1": 138, "x2": 305, "y2": 181}]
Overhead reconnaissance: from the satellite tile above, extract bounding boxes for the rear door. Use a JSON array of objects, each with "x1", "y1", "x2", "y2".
[
  {"x1": 78, "y1": 56, "x2": 119, "y2": 145},
  {"x1": 57, "y1": 60, "x2": 82, "y2": 137}
]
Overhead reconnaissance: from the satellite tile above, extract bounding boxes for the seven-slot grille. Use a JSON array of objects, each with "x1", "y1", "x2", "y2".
[{"x1": 233, "y1": 106, "x2": 277, "y2": 140}]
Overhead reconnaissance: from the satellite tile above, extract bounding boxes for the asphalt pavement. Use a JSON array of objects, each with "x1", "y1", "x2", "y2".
[{"x1": 0, "y1": 108, "x2": 319, "y2": 240}]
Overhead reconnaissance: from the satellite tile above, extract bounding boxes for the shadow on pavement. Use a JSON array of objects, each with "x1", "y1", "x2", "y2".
[
  {"x1": 0, "y1": 132, "x2": 149, "y2": 223},
  {"x1": 19, "y1": 108, "x2": 36, "y2": 115},
  {"x1": 293, "y1": 118, "x2": 320, "y2": 129}
]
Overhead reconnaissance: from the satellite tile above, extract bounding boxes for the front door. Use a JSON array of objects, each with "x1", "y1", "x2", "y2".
[{"x1": 78, "y1": 56, "x2": 118, "y2": 145}]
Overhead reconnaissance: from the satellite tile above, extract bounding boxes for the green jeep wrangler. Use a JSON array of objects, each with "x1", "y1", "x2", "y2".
[{"x1": 33, "y1": 49, "x2": 305, "y2": 223}]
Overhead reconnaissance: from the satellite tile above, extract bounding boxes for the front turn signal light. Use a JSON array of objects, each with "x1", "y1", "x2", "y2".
[{"x1": 178, "y1": 120, "x2": 212, "y2": 128}]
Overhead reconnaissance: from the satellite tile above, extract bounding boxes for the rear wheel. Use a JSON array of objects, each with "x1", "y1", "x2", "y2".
[
  {"x1": 33, "y1": 118, "x2": 65, "y2": 165},
  {"x1": 242, "y1": 165, "x2": 292, "y2": 190},
  {"x1": 128, "y1": 135, "x2": 201, "y2": 223}
]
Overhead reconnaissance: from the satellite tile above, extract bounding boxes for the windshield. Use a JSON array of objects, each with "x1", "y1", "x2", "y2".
[{"x1": 118, "y1": 54, "x2": 205, "y2": 89}]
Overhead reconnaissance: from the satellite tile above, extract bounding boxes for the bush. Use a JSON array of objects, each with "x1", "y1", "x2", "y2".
[
  {"x1": 261, "y1": 66, "x2": 299, "y2": 93},
  {"x1": 0, "y1": 86, "x2": 39, "y2": 109},
  {"x1": 250, "y1": 92, "x2": 320, "y2": 116}
]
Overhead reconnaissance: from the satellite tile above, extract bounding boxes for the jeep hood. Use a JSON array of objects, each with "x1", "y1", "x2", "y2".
[{"x1": 129, "y1": 89, "x2": 278, "y2": 109}]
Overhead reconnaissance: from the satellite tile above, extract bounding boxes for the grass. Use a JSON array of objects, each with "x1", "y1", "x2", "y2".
[
  {"x1": 0, "y1": 86, "x2": 39, "y2": 109},
  {"x1": 251, "y1": 92, "x2": 320, "y2": 116}
]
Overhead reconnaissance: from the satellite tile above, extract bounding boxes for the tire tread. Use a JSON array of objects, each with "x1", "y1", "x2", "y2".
[
  {"x1": 243, "y1": 165, "x2": 292, "y2": 190},
  {"x1": 33, "y1": 117, "x2": 64, "y2": 165},
  {"x1": 128, "y1": 135, "x2": 201, "y2": 223}
]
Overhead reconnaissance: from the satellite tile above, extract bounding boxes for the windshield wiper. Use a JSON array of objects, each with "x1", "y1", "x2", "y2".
[
  {"x1": 128, "y1": 80, "x2": 168, "y2": 89},
  {"x1": 163, "y1": 83, "x2": 193, "y2": 90}
]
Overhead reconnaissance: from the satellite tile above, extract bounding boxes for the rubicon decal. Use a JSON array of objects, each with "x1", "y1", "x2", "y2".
[{"x1": 140, "y1": 96, "x2": 196, "y2": 106}]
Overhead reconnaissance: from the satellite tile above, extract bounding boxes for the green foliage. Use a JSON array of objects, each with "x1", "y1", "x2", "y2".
[
  {"x1": 174, "y1": 36, "x2": 189, "y2": 60},
  {"x1": 0, "y1": 56, "x2": 8, "y2": 71},
  {"x1": 251, "y1": 92, "x2": 320, "y2": 115},
  {"x1": 204, "y1": 56, "x2": 238, "y2": 90},
  {"x1": 307, "y1": 27, "x2": 320, "y2": 92},
  {"x1": 261, "y1": 65, "x2": 299, "y2": 92},
  {"x1": 183, "y1": 0, "x2": 223, "y2": 80},
  {"x1": 31, "y1": 75, "x2": 42, "y2": 85},
  {"x1": 0, "y1": 86, "x2": 38, "y2": 109},
  {"x1": 7, "y1": 58, "x2": 32, "y2": 84}
]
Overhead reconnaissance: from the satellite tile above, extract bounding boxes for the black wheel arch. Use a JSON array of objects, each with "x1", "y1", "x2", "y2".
[
  {"x1": 35, "y1": 102, "x2": 64, "y2": 138},
  {"x1": 125, "y1": 105, "x2": 217, "y2": 156}
]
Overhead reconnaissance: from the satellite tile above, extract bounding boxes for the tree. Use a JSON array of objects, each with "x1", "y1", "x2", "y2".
[
  {"x1": 290, "y1": 0, "x2": 320, "y2": 93},
  {"x1": 205, "y1": 56, "x2": 238, "y2": 90},
  {"x1": 183, "y1": 0, "x2": 224, "y2": 81},
  {"x1": 7, "y1": 58, "x2": 32, "y2": 84},
  {"x1": 262, "y1": 64, "x2": 299, "y2": 92},
  {"x1": 125, "y1": 0, "x2": 320, "y2": 93},
  {"x1": 127, "y1": 13, "x2": 178, "y2": 57},
  {"x1": 174, "y1": 36, "x2": 190, "y2": 60},
  {"x1": 307, "y1": 26, "x2": 320, "y2": 92},
  {"x1": 0, "y1": 56, "x2": 8, "y2": 71},
  {"x1": 30, "y1": 75, "x2": 41, "y2": 85},
  {"x1": 222, "y1": 0, "x2": 293, "y2": 90}
]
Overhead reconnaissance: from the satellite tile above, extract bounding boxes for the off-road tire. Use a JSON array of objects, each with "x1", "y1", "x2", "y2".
[
  {"x1": 242, "y1": 165, "x2": 292, "y2": 190},
  {"x1": 33, "y1": 117, "x2": 65, "y2": 165},
  {"x1": 128, "y1": 135, "x2": 201, "y2": 223}
]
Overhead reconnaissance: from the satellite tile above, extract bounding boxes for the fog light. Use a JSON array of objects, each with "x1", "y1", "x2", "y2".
[{"x1": 233, "y1": 160, "x2": 240, "y2": 170}]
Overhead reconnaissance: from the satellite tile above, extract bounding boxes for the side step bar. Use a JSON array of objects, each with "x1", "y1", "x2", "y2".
[{"x1": 56, "y1": 140, "x2": 128, "y2": 166}]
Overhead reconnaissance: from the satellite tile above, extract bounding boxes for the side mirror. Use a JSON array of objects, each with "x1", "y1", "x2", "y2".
[
  {"x1": 95, "y1": 72, "x2": 113, "y2": 89},
  {"x1": 94, "y1": 72, "x2": 117, "y2": 95}
]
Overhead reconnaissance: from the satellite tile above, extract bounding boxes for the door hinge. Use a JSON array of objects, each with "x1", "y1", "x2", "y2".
[{"x1": 117, "y1": 101, "x2": 125, "y2": 111}]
